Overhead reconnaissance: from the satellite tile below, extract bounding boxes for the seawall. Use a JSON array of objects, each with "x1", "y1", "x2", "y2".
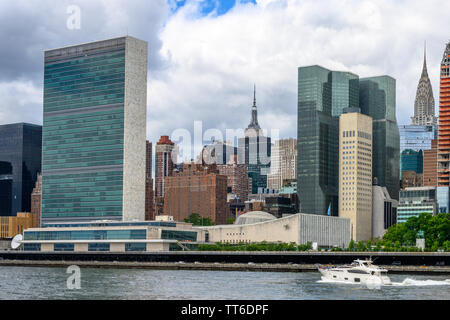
[
  {"x1": 0, "y1": 251, "x2": 449, "y2": 273},
  {"x1": 0, "y1": 259, "x2": 449, "y2": 274}
]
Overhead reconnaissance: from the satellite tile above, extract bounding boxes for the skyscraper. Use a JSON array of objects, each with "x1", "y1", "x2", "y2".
[
  {"x1": 198, "y1": 140, "x2": 237, "y2": 165},
  {"x1": 401, "y1": 149, "x2": 423, "y2": 174},
  {"x1": 438, "y1": 42, "x2": 450, "y2": 187},
  {"x1": 423, "y1": 139, "x2": 438, "y2": 186},
  {"x1": 400, "y1": 149, "x2": 423, "y2": 188},
  {"x1": 41, "y1": 36, "x2": 148, "y2": 224},
  {"x1": 267, "y1": 138, "x2": 297, "y2": 191},
  {"x1": 238, "y1": 86, "x2": 271, "y2": 194},
  {"x1": 297, "y1": 66, "x2": 359, "y2": 215},
  {"x1": 339, "y1": 111, "x2": 373, "y2": 241},
  {"x1": 360, "y1": 76, "x2": 400, "y2": 200},
  {"x1": 437, "y1": 41, "x2": 450, "y2": 213},
  {"x1": 0, "y1": 123, "x2": 42, "y2": 217},
  {"x1": 217, "y1": 155, "x2": 249, "y2": 202},
  {"x1": 399, "y1": 46, "x2": 437, "y2": 189},
  {"x1": 411, "y1": 44, "x2": 437, "y2": 126},
  {"x1": 399, "y1": 125, "x2": 436, "y2": 153},
  {"x1": 155, "y1": 135, "x2": 175, "y2": 199},
  {"x1": 30, "y1": 173, "x2": 42, "y2": 227}
]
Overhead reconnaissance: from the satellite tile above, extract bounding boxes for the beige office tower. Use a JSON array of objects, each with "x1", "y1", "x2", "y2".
[
  {"x1": 339, "y1": 111, "x2": 373, "y2": 242},
  {"x1": 267, "y1": 138, "x2": 297, "y2": 191}
]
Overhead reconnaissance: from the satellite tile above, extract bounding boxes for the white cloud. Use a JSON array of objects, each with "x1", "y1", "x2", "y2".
[
  {"x1": 1, "y1": 0, "x2": 449, "y2": 152},
  {"x1": 147, "y1": 0, "x2": 450, "y2": 148},
  {"x1": 0, "y1": 80, "x2": 42, "y2": 125}
]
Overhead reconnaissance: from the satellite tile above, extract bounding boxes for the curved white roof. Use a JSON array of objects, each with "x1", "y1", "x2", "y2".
[{"x1": 235, "y1": 211, "x2": 276, "y2": 225}]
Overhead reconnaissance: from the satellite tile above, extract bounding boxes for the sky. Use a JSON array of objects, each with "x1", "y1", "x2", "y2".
[{"x1": 0, "y1": 0, "x2": 449, "y2": 159}]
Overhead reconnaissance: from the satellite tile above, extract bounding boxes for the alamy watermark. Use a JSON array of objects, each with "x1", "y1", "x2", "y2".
[
  {"x1": 66, "y1": 265, "x2": 81, "y2": 290},
  {"x1": 170, "y1": 121, "x2": 279, "y2": 167},
  {"x1": 66, "y1": 5, "x2": 81, "y2": 30}
]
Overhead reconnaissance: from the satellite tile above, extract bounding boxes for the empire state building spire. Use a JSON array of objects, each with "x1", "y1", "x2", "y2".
[
  {"x1": 247, "y1": 84, "x2": 261, "y2": 132},
  {"x1": 412, "y1": 42, "x2": 437, "y2": 126}
]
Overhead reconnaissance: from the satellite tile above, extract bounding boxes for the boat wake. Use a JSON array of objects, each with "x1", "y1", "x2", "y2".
[
  {"x1": 391, "y1": 278, "x2": 450, "y2": 287},
  {"x1": 317, "y1": 277, "x2": 450, "y2": 287}
]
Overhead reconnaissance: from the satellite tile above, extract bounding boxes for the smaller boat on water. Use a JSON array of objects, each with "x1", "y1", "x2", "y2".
[{"x1": 317, "y1": 259, "x2": 392, "y2": 285}]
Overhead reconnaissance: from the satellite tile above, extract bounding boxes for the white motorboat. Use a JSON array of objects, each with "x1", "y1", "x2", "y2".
[{"x1": 318, "y1": 259, "x2": 392, "y2": 285}]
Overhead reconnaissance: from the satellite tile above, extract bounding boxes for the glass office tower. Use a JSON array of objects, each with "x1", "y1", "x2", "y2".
[
  {"x1": 399, "y1": 125, "x2": 435, "y2": 180},
  {"x1": 42, "y1": 36, "x2": 147, "y2": 224},
  {"x1": 0, "y1": 123, "x2": 42, "y2": 216},
  {"x1": 401, "y1": 149, "x2": 423, "y2": 173},
  {"x1": 399, "y1": 125, "x2": 436, "y2": 152},
  {"x1": 297, "y1": 65, "x2": 359, "y2": 215},
  {"x1": 238, "y1": 135, "x2": 271, "y2": 193},
  {"x1": 360, "y1": 76, "x2": 400, "y2": 200}
]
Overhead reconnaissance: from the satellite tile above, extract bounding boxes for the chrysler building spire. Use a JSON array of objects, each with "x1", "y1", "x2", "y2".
[{"x1": 411, "y1": 42, "x2": 437, "y2": 126}]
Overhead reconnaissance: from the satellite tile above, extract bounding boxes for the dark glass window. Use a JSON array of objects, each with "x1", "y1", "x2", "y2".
[
  {"x1": 161, "y1": 230, "x2": 197, "y2": 241},
  {"x1": 24, "y1": 243, "x2": 41, "y2": 251},
  {"x1": 54, "y1": 243, "x2": 75, "y2": 251},
  {"x1": 125, "y1": 243, "x2": 146, "y2": 252},
  {"x1": 88, "y1": 243, "x2": 110, "y2": 251}
]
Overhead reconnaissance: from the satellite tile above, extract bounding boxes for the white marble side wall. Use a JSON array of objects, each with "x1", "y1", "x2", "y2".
[
  {"x1": 298, "y1": 214, "x2": 351, "y2": 248},
  {"x1": 123, "y1": 37, "x2": 148, "y2": 221}
]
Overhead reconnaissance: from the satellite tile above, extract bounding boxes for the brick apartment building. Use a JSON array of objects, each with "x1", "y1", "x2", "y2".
[
  {"x1": 423, "y1": 139, "x2": 438, "y2": 186},
  {"x1": 30, "y1": 173, "x2": 42, "y2": 227},
  {"x1": 217, "y1": 155, "x2": 249, "y2": 202},
  {"x1": 155, "y1": 136, "x2": 175, "y2": 215},
  {"x1": 163, "y1": 163, "x2": 228, "y2": 225}
]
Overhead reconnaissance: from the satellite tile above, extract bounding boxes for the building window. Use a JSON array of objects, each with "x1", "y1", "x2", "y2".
[
  {"x1": 161, "y1": 230, "x2": 197, "y2": 241},
  {"x1": 54, "y1": 243, "x2": 75, "y2": 251},
  {"x1": 24, "y1": 243, "x2": 41, "y2": 251},
  {"x1": 125, "y1": 243, "x2": 146, "y2": 252},
  {"x1": 88, "y1": 243, "x2": 110, "y2": 252}
]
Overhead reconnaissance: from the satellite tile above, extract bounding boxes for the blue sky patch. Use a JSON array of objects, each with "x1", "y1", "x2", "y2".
[{"x1": 170, "y1": 0, "x2": 257, "y2": 17}]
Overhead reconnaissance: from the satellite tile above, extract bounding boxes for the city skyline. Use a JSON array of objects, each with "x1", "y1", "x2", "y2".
[
  {"x1": 0, "y1": 1, "x2": 449, "y2": 146},
  {"x1": 0, "y1": 1, "x2": 449, "y2": 306}
]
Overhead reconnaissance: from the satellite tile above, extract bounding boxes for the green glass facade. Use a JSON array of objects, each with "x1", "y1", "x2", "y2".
[
  {"x1": 297, "y1": 66, "x2": 359, "y2": 215},
  {"x1": 161, "y1": 229, "x2": 198, "y2": 242},
  {"x1": 41, "y1": 37, "x2": 148, "y2": 224},
  {"x1": 238, "y1": 135, "x2": 272, "y2": 193},
  {"x1": 360, "y1": 76, "x2": 400, "y2": 200},
  {"x1": 401, "y1": 149, "x2": 423, "y2": 174}
]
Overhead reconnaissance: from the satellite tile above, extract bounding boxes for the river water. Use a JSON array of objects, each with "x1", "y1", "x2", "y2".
[{"x1": 0, "y1": 266, "x2": 449, "y2": 300}]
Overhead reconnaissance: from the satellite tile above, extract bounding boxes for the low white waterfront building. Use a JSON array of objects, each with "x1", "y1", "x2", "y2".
[
  {"x1": 19, "y1": 220, "x2": 206, "y2": 252},
  {"x1": 200, "y1": 212, "x2": 351, "y2": 248}
]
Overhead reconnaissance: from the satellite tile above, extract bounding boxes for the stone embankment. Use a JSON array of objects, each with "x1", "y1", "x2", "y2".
[{"x1": 0, "y1": 260, "x2": 449, "y2": 274}]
